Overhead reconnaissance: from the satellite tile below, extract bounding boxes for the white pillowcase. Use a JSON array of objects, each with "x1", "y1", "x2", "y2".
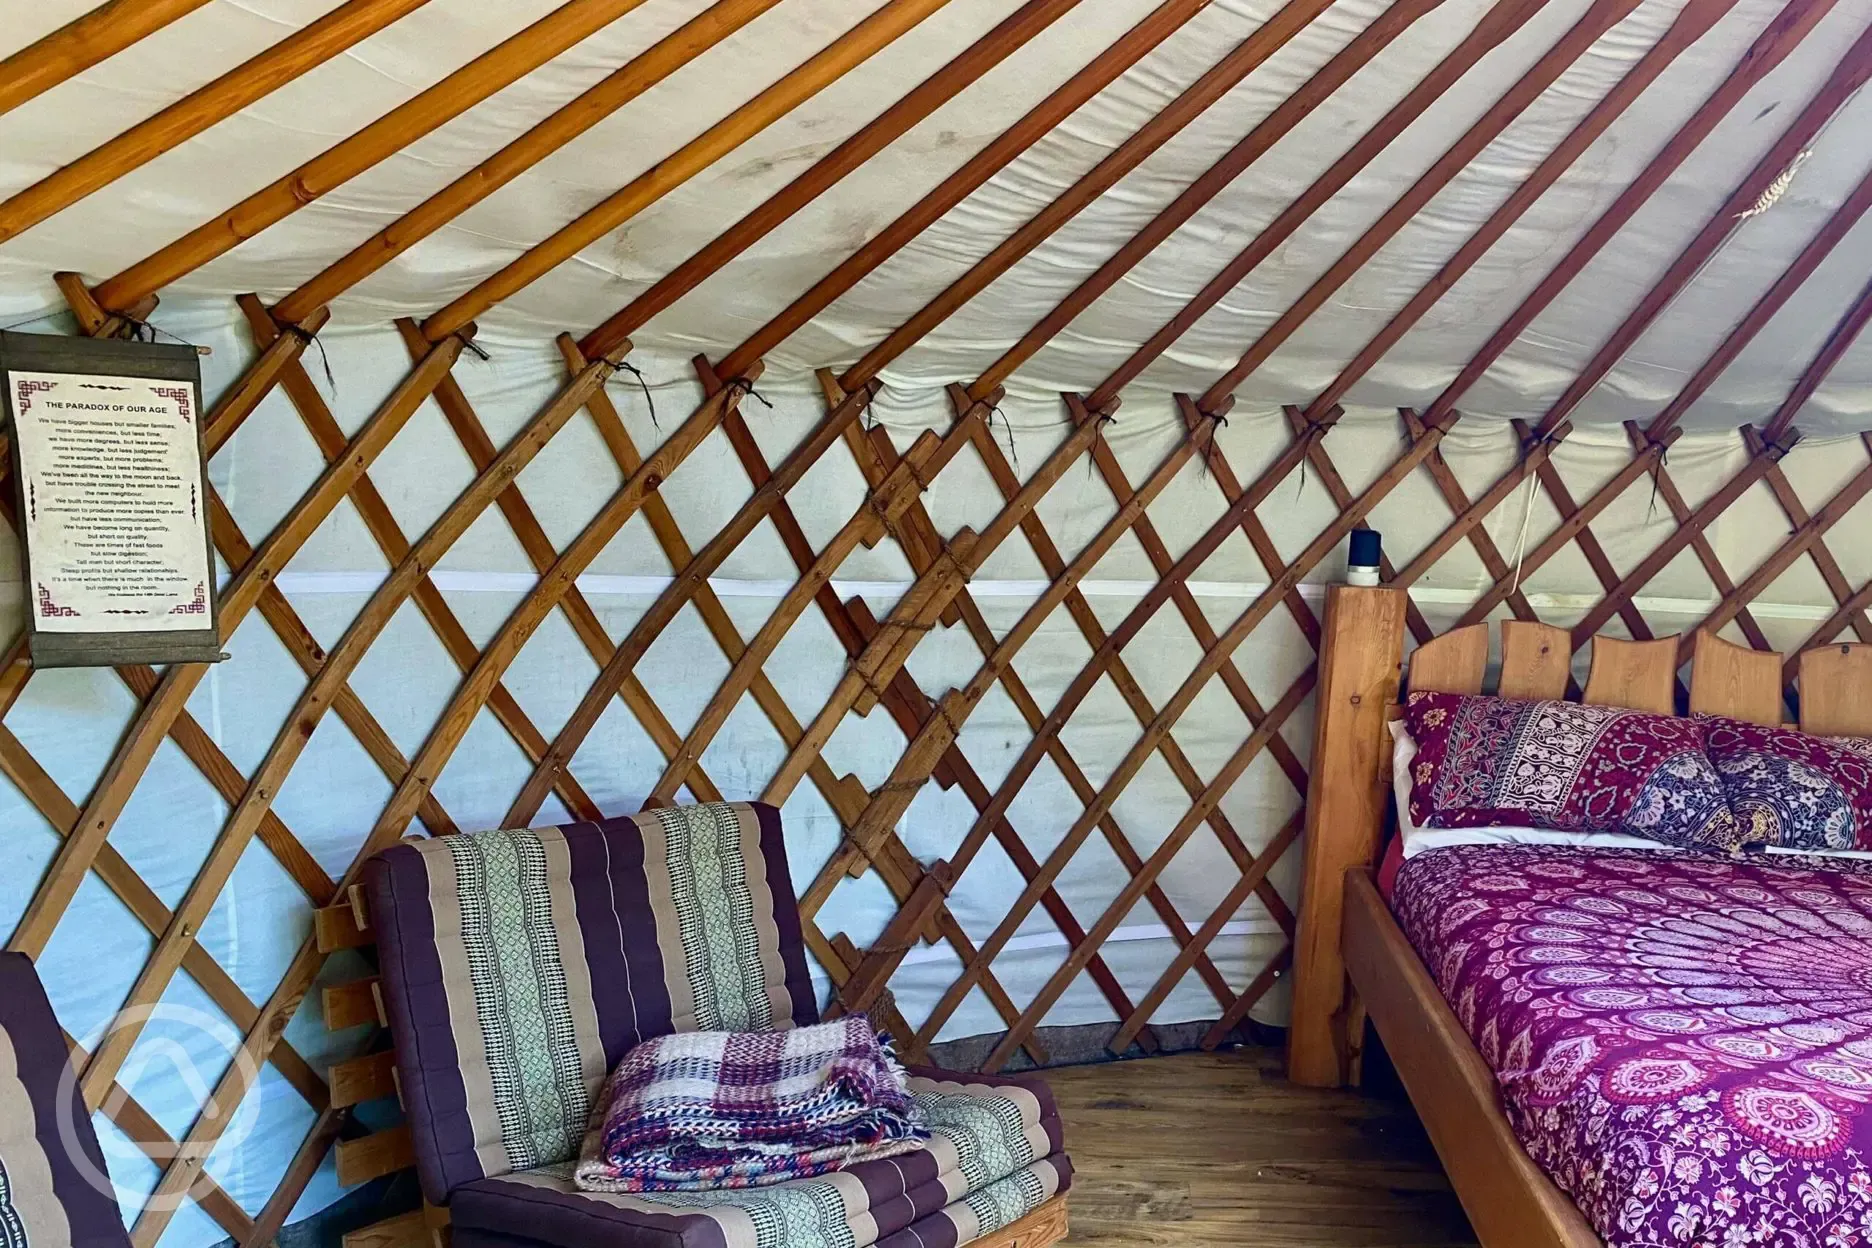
[{"x1": 1388, "y1": 718, "x2": 1872, "y2": 863}]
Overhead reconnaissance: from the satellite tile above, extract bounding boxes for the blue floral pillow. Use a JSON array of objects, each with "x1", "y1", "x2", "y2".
[{"x1": 1701, "y1": 715, "x2": 1872, "y2": 850}]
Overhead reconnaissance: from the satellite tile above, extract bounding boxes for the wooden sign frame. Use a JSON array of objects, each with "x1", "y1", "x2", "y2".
[{"x1": 0, "y1": 330, "x2": 222, "y2": 668}]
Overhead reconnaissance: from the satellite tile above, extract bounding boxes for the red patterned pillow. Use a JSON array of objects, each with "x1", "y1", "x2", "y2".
[
  {"x1": 1700, "y1": 716, "x2": 1872, "y2": 851},
  {"x1": 1402, "y1": 692, "x2": 1742, "y2": 851}
]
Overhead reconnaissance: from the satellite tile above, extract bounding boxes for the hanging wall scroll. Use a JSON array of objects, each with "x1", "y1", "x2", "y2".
[{"x1": 0, "y1": 330, "x2": 221, "y2": 668}]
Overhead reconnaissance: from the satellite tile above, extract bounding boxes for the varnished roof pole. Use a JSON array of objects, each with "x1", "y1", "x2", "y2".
[
  {"x1": 976, "y1": 0, "x2": 1512, "y2": 399},
  {"x1": 1525, "y1": 28, "x2": 1872, "y2": 442},
  {"x1": 1322, "y1": 14, "x2": 1869, "y2": 637},
  {"x1": 420, "y1": 0, "x2": 967, "y2": 343},
  {"x1": 717, "y1": 0, "x2": 1219, "y2": 379},
  {"x1": 958, "y1": 0, "x2": 1858, "y2": 1071},
  {"x1": 0, "y1": 0, "x2": 211, "y2": 117},
  {"x1": 1361, "y1": 18, "x2": 1869, "y2": 631},
  {"x1": 1765, "y1": 270, "x2": 1872, "y2": 443},
  {"x1": 1289, "y1": 0, "x2": 1763, "y2": 425},
  {"x1": 493, "y1": 0, "x2": 1233, "y2": 829},
  {"x1": 1190, "y1": 0, "x2": 1651, "y2": 416},
  {"x1": 86, "y1": 0, "x2": 659, "y2": 314},
  {"x1": 834, "y1": 0, "x2": 1338, "y2": 392},
  {"x1": 1643, "y1": 159, "x2": 1872, "y2": 439},
  {"x1": 1419, "y1": 1, "x2": 1870, "y2": 435},
  {"x1": 270, "y1": 0, "x2": 792, "y2": 325},
  {"x1": 0, "y1": 0, "x2": 437, "y2": 243},
  {"x1": 572, "y1": 0, "x2": 1094, "y2": 360}
]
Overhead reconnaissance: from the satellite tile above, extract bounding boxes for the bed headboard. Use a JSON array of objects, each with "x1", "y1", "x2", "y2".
[{"x1": 1285, "y1": 584, "x2": 1872, "y2": 1087}]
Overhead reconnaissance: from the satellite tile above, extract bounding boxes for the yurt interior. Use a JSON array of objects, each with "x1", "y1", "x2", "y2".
[{"x1": 9, "y1": 0, "x2": 1872, "y2": 1245}]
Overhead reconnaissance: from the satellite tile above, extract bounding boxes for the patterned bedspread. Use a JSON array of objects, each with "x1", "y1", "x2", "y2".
[{"x1": 1391, "y1": 843, "x2": 1872, "y2": 1248}]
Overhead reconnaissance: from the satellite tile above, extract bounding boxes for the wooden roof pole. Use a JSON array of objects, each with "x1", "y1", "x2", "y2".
[
  {"x1": 420, "y1": 0, "x2": 962, "y2": 343},
  {"x1": 975, "y1": 0, "x2": 1507, "y2": 400},
  {"x1": 1764, "y1": 268, "x2": 1872, "y2": 442},
  {"x1": 1446, "y1": 161, "x2": 1872, "y2": 641},
  {"x1": 1191, "y1": 0, "x2": 1650, "y2": 415},
  {"x1": 86, "y1": 0, "x2": 655, "y2": 314},
  {"x1": 1388, "y1": 67, "x2": 1862, "y2": 641},
  {"x1": 271, "y1": 0, "x2": 786, "y2": 325},
  {"x1": 833, "y1": 0, "x2": 1336, "y2": 392},
  {"x1": 1643, "y1": 164, "x2": 1872, "y2": 438},
  {"x1": 1416, "y1": 3, "x2": 1871, "y2": 433},
  {"x1": 719, "y1": 0, "x2": 1213, "y2": 380},
  {"x1": 1100, "y1": 0, "x2": 1786, "y2": 410},
  {"x1": 1526, "y1": 40, "x2": 1872, "y2": 440},
  {"x1": 575, "y1": 0, "x2": 1090, "y2": 362},
  {"x1": 1467, "y1": 155, "x2": 1872, "y2": 660},
  {"x1": 1359, "y1": 6, "x2": 1851, "y2": 636},
  {"x1": 0, "y1": 0, "x2": 210, "y2": 117},
  {"x1": 1035, "y1": 0, "x2": 1733, "y2": 699},
  {"x1": 1292, "y1": 0, "x2": 1752, "y2": 424},
  {"x1": 0, "y1": 0, "x2": 436, "y2": 243}
]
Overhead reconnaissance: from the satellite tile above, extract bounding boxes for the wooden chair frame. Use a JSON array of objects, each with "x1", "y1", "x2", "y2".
[{"x1": 1288, "y1": 589, "x2": 1872, "y2": 1247}]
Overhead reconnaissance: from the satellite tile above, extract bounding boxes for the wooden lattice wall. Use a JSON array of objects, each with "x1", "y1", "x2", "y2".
[{"x1": 7, "y1": 0, "x2": 1872, "y2": 1243}]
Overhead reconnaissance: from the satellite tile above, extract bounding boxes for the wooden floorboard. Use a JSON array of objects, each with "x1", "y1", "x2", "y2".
[{"x1": 1046, "y1": 1048, "x2": 1477, "y2": 1246}]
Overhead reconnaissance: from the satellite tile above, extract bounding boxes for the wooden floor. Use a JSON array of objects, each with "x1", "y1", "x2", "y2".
[{"x1": 1045, "y1": 1048, "x2": 1478, "y2": 1247}]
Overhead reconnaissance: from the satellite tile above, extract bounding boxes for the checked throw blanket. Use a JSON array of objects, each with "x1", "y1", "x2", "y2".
[{"x1": 575, "y1": 1015, "x2": 929, "y2": 1192}]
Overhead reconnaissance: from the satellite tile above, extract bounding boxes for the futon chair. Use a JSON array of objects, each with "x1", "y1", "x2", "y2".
[
  {"x1": 365, "y1": 801, "x2": 1071, "y2": 1248},
  {"x1": 0, "y1": 952, "x2": 134, "y2": 1248}
]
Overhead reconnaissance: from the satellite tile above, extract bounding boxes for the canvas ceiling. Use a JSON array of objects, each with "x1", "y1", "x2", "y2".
[{"x1": 3, "y1": 0, "x2": 1872, "y2": 431}]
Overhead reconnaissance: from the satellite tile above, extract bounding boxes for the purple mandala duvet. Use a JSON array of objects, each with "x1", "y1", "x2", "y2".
[{"x1": 1392, "y1": 842, "x2": 1872, "y2": 1248}]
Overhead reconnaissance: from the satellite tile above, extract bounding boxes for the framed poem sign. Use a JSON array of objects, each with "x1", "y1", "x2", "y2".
[{"x1": 0, "y1": 330, "x2": 222, "y2": 668}]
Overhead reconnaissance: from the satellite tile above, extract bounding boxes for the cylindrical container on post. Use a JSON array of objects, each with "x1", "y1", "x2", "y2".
[{"x1": 1346, "y1": 528, "x2": 1382, "y2": 587}]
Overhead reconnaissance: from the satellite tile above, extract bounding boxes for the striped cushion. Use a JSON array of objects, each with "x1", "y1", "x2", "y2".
[
  {"x1": 0, "y1": 953, "x2": 132, "y2": 1248},
  {"x1": 448, "y1": 1071, "x2": 1067, "y2": 1248},
  {"x1": 368, "y1": 803, "x2": 816, "y2": 1202},
  {"x1": 871, "y1": 1159, "x2": 1069, "y2": 1248}
]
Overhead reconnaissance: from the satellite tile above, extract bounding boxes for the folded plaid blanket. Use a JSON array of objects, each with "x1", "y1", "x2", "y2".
[{"x1": 575, "y1": 1015, "x2": 929, "y2": 1192}]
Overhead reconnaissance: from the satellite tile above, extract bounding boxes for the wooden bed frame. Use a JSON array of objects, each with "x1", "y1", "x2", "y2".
[{"x1": 1284, "y1": 586, "x2": 1872, "y2": 1247}]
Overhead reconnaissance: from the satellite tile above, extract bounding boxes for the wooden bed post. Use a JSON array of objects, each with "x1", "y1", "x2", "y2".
[{"x1": 1287, "y1": 584, "x2": 1408, "y2": 1087}]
